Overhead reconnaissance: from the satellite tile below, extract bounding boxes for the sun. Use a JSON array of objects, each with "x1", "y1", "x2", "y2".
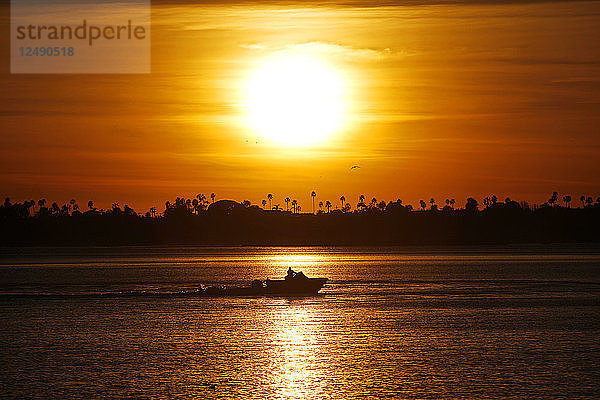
[{"x1": 244, "y1": 52, "x2": 346, "y2": 147}]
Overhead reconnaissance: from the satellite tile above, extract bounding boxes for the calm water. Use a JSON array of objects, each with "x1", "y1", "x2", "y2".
[{"x1": 1, "y1": 246, "x2": 599, "y2": 399}]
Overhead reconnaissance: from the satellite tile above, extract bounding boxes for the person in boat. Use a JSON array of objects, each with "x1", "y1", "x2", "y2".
[
  {"x1": 286, "y1": 267, "x2": 308, "y2": 281},
  {"x1": 286, "y1": 267, "x2": 296, "y2": 280}
]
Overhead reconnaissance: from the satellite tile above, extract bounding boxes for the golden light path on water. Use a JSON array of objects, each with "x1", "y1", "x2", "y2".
[
  {"x1": 258, "y1": 254, "x2": 331, "y2": 399},
  {"x1": 274, "y1": 254, "x2": 326, "y2": 272},
  {"x1": 269, "y1": 307, "x2": 321, "y2": 399},
  {"x1": 177, "y1": 250, "x2": 403, "y2": 399}
]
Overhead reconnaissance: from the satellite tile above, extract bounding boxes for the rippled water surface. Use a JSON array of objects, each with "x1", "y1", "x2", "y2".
[{"x1": 1, "y1": 246, "x2": 599, "y2": 399}]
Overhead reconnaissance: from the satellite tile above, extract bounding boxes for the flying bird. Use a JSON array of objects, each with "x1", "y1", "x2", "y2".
[{"x1": 350, "y1": 165, "x2": 361, "y2": 170}]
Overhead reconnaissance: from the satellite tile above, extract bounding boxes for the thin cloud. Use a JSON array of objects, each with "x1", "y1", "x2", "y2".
[
  {"x1": 239, "y1": 41, "x2": 402, "y2": 60},
  {"x1": 239, "y1": 43, "x2": 265, "y2": 50}
]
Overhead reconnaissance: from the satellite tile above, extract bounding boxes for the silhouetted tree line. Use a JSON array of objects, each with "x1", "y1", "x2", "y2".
[{"x1": 1, "y1": 192, "x2": 599, "y2": 246}]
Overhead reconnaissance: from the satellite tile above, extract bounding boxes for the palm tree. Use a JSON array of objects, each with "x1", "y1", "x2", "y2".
[
  {"x1": 291, "y1": 199, "x2": 298, "y2": 213},
  {"x1": 196, "y1": 193, "x2": 207, "y2": 211},
  {"x1": 563, "y1": 195, "x2": 571, "y2": 208},
  {"x1": 450, "y1": 198, "x2": 456, "y2": 209},
  {"x1": 38, "y1": 198, "x2": 46, "y2": 209},
  {"x1": 419, "y1": 200, "x2": 426, "y2": 210},
  {"x1": 267, "y1": 193, "x2": 273, "y2": 210},
  {"x1": 149, "y1": 206, "x2": 156, "y2": 218},
  {"x1": 548, "y1": 191, "x2": 558, "y2": 207},
  {"x1": 69, "y1": 199, "x2": 77, "y2": 214},
  {"x1": 192, "y1": 198, "x2": 199, "y2": 214},
  {"x1": 311, "y1": 191, "x2": 316, "y2": 214},
  {"x1": 87, "y1": 200, "x2": 94, "y2": 210},
  {"x1": 357, "y1": 194, "x2": 366, "y2": 211},
  {"x1": 580, "y1": 195, "x2": 586, "y2": 208},
  {"x1": 371, "y1": 197, "x2": 377, "y2": 207},
  {"x1": 429, "y1": 198, "x2": 435, "y2": 208},
  {"x1": 319, "y1": 201, "x2": 324, "y2": 211},
  {"x1": 27, "y1": 199, "x2": 35, "y2": 216},
  {"x1": 325, "y1": 200, "x2": 332, "y2": 213},
  {"x1": 484, "y1": 197, "x2": 490, "y2": 208},
  {"x1": 340, "y1": 196, "x2": 345, "y2": 209},
  {"x1": 285, "y1": 197, "x2": 291, "y2": 211},
  {"x1": 211, "y1": 193, "x2": 215, "y2": 203},
  {"x1": 261, "y1": 199, "x2": 267, "y2": 209}
]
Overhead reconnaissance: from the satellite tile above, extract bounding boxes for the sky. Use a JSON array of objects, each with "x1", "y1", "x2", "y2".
[{"x1": 1, "y1": 0, "x2": 599, "y2": 212}]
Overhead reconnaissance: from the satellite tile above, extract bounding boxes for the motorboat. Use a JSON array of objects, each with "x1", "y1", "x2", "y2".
[
  {"x1": 202, "y1": 269, "x2": 328, "y2": 297},
  {"x1": 264, "y1": 271, "x2": 328, "y2": 295}
]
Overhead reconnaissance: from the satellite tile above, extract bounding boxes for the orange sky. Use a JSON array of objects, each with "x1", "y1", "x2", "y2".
[{"x1": 1, "y1": 1, "x2": 599, "y2": 212}]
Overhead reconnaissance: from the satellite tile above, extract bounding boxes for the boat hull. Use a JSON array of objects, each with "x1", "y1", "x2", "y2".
[
  {"x1": 199, "y1": 275, "x2": 328, "y2": 297},
  {"x1": 264, "y1": 277, "x2": 328, "y2": 295}
]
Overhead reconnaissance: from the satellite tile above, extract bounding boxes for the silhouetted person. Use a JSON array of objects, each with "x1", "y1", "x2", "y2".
[{"x1": 286, "y1": 267, "x2": 296, "y2": 280}]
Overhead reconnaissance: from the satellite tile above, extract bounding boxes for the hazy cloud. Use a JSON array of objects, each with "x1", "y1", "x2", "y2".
[{"x1": 239, "y1": 41, "x2": 401, "y2": 60}]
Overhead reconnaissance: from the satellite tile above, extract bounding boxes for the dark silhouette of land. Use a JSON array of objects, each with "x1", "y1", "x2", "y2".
[{"x1": 1, "y1": 192, "x2": 599, "y2": 246}]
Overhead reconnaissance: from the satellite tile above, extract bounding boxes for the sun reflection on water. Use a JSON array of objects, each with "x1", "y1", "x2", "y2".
[
  {"x1": 268, "y1": 304, "x2": 324, "y2": 400},
  {"x1": 265, "y1": 254, "x2": 327, "y2": 279}
]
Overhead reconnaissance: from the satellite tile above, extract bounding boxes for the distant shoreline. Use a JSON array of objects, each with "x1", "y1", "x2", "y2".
[
  {"x1": 2, "y1": 199, "x2": 599, "y2": 247},
  {"x1": 2, "y1": 243, "x2": 600, "y2": 251}
]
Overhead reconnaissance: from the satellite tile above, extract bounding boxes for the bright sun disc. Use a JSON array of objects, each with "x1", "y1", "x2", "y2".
[{"x1": 245, "y1": 53, "x2": 345, "y2": 146}]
